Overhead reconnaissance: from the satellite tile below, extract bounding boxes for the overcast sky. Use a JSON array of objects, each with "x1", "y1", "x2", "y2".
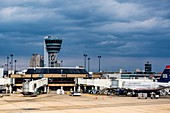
[{"x1": 0, "y1": 0, "x2": 170, "y2": 72}]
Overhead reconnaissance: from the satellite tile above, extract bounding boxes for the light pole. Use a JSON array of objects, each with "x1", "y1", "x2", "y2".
[
  {"x1": 98, "y1": 56, "x2": 101, "y2": 72},
  {"x1": 83, "y1": 54, "x2": 87, "y2": 70},
  {"x1": 14, "y1": 60, "x2": 17, "y2": 72},
  {"x1": 10, "y1": 54, "x2": 13, "y2": 71},
  {"x1": 61, "y1": 60, "x2": 63, "y2": 67},
  {"x1": 7, "y1": 56, "x2": 9, "y2": 75},
  {"x1": 88, "y1": 58, "x2": 90, "y2": 72}
]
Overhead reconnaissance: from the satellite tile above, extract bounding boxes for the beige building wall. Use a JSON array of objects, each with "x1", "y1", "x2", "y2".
[{"x1": 29, "y1": 54, "x2": 44, "y2": 67}]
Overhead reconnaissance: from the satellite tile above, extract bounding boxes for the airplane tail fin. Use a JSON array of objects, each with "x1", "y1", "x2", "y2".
[{"x1": 158, "y1": 65, "x2": 170, "y2": 83}]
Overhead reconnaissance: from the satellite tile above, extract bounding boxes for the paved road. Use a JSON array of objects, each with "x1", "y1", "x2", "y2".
[{"x1": 0, "y1": 94, "x2": 169, "y2": 113}]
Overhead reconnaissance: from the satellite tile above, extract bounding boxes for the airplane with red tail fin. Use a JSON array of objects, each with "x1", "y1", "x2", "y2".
[{"x1": 118, "y1": 65, "x2": 170, "y2": 96}]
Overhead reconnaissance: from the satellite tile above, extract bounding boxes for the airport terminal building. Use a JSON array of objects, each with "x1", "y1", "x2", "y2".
[
  {"x1": 7, "y1": 36, "x2": 100, "y2": 93},
  {"x1": 4, "y1": 36, "x2": 161, "y2": 94},
  {"x1": 10, "y1": 66, "x2": 101, "y2": 92}
]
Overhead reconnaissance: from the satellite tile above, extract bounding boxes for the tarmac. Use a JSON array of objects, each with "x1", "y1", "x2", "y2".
[{"x1": 0, "y1": 93, "x2": 170, "y2": 113}]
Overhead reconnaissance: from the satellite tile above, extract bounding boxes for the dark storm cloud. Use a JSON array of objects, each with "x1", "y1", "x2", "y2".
[{"x1": 0, "y1": 0, "x2": 170, "y2": 71}]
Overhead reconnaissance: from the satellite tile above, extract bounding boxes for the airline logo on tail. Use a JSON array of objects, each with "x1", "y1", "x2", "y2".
[{"x1": 158, "y1": 65, "x2": 170, "y2": 83}]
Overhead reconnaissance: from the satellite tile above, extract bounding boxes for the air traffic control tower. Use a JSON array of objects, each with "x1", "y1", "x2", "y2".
[{"x1": 44, "y1": 36, "x2": 62, "y2": 67}]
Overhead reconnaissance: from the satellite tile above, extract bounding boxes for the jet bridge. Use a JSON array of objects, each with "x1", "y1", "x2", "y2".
[
  {"x1": 77, "y1": 78, "x2": 112, "y2": 88},
  {"x1": 22, "y1": 78, "x2": 48, "y2": 96},
  {"x1": 0, "y1": 78, "x2": 14, "y2": 94},
  {"x1": 0, "y1": 78, "x2": 14, "y2": 85}
]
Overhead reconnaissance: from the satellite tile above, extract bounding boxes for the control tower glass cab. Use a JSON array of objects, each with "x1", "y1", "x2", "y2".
[{"x1": 44, "y1": 36, "x2": 62, "y2": 67}]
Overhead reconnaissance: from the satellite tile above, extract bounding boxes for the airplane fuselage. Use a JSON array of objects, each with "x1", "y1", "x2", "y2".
[{"x1": 122, "y1": 81, "x2": 170, "y2": 91}]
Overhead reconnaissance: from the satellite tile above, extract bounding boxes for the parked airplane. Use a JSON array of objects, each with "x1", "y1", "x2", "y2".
[{"x1": 115, "y1": 65, "x2": 170, "y2": 96}]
